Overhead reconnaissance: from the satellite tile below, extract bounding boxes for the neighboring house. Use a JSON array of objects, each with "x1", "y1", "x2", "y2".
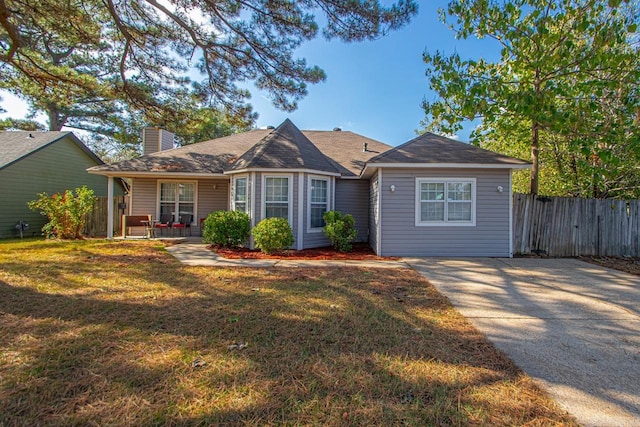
[
  {"x1": 0, "y1": 131, "x2": 125, "y2": 238},
  {"x1": 88, "y1": 120, "x2": 530, "y2": 256}
]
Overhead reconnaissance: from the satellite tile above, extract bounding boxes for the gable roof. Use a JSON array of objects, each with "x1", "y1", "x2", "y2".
[
  {"x1": 88, "y1": 129, "x2": 273, "y2": 176},
  {"x1": 366, "y1": 132, "x2": 530, "y2": 169},
  {"x1": 304, "y1": 130, "x2": 391, "y2": 177},
  {"x1": 88, "y1": 121, "x2": 391, "y2": 177},
  {"x1": 0, "y1": 131, "x2": 104, "y2": 171},
  {"x1": 88, "y1": 122, "x2": 530, "y2": 180},
  {"x1": 229, "y1": 119, "x2": 340, "y2": 174}
]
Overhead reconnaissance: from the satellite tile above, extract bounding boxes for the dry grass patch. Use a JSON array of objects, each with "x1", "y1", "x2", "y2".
[{"x1": 0, "y1": 239, "x2": 576, "y2": 426}]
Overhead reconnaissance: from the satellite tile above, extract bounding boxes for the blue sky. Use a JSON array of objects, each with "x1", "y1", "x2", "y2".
[
  {"x1": 248, "y1": 0, "x2": 499, "y2": 145},
  {"x1": 0, "y1": 0, "x2": 499, "y2": 147}
]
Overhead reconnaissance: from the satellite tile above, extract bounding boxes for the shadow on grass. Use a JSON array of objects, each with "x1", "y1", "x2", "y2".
[{"x1": 0, "y1": 240, "x2": 576, "y2": 426}]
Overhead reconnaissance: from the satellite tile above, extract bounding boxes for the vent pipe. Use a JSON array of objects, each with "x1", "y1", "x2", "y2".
[
  {"x1": 333, "y1": 127, "x2": 342, "y2": 131},
  {"x1": 363, "y1": 142, "x2": 368, "y2": 152}
]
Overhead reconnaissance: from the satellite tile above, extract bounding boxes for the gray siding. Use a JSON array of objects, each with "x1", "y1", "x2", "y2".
[
  {"x1": 0, "y1": 136, "x2": 123, "y2": 238},
  {"x1": 335, "y1": 179, "x2": 369, "y2": 242},
  {"x1": 369, "y1": 172, "x2": 379, "y2": 254},
  {"x1": 379, "y1": 168, "x2": 512, "y2": 257},
  {"x1": 196, "y1": 179, "x2": 229, "y2": 234},
  {"x1": 129, "y1": 178, "x2": 158, "y2": 236},
  {"x1": 130, "y1": 178, "x2": 157, "y2": 217}
]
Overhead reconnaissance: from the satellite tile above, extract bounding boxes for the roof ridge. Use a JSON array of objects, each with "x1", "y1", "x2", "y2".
[
  {"x1": 367, "y1": 132, "x2": 426, "y2": 163},
  {"x1": 241, "y1": 123, "x2": 281, "y2": 167},
  {"x1": 229, "y1": 119, "x2": 340, "y2": 174}
]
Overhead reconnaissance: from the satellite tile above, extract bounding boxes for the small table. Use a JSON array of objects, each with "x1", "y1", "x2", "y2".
[{"x1": 141, "y1": 219, "x2": 159, "y2": 238}]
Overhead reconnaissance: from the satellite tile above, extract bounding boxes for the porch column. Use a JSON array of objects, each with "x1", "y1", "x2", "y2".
[{"x1": 107, "y1": 176, "x2": 114, "y2": 239}]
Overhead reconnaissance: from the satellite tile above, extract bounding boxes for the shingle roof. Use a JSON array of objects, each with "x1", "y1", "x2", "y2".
[
  {"x1": 304, "y1": 130, "x2": 392, "y2": 177},
  {"x1": 367, "y1": 132, "x2": 530, "y2": 166},
  {"x1": 229, "y1": 119, "x2": 340, "y2": 174},
  {"x1": 88, "y1": 123, "x2": 529, "y2": 179},
  {"x1": 89, "y1": 129, "x2": 273, "y2": 174},
  {"x1": 88, "y1": 121, "x2": 391, "y2": 177},
  {"x1": 0, "y1": 131, "x2": 102, "y2": 170}
]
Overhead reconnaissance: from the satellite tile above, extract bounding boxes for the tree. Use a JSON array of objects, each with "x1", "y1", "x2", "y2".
[
  {"x1": 1, "y1": 0, "x2": 417, "y2": 140},
  {"x1": 0, "y1": 117, "x2": 44, "y2": 130},
  {"x1": 85, "y1": 106, "x2": 255, "y2": 162},
  {"x1": 421, "y1": 0, "x2": 639, "y2": 195}
]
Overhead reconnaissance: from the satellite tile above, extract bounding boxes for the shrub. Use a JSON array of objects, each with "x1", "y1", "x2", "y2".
[
  {"x1": 203, "y1": 210, "x2": 250, "y2": 247},
  {"x1": 323, "y1": 210, "x2": 358, "y2": 252},
  {"x1": 28, "y1": 186, "x2": 97, "y2": 239},
  {"x1": 252, "y1": 217, "x2": 294, "y2": 254}
]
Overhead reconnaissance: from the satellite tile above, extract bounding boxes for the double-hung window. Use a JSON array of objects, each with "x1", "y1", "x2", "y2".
[
  {"x1": 263, "y1": 176, "x2": 290, "y2": 220},
  {"x1": 415, "y1": 178, "x2": 475, "y2": 226},
  {"x1": 308, "y1": 177, "x2": 329, "y2": 231},
  {"x1": 233, "y1": 176, "x2": 248, "y2": 213},
  {"x1": 159, "y1": 182, "x2": 195, "y2": 223}
]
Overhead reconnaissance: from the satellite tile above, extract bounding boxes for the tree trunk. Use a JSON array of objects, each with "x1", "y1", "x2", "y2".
[
  {"x1": 530, "y1": 121, "x2": 539, "y2": 194},
  {"x1": 47, "y1": 104, "x2": 63, "y2": 131},
  {"x1": 530, "y1": 67, "x2": 541, "y2": 195}
]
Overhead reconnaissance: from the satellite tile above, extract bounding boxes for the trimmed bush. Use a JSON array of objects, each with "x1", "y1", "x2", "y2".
[
  {"x1": 323, "y1": 210, "x2": 358, "y2": 252},
  {"x1": 252, "y1": 217, "x2": 294, "y2": 254},
  {"x1": 28, "y1": 186, "x2": 97, "y2": 239},
  {"x1": 203, "y1": 210, "x2": 250, "y2": 247}
]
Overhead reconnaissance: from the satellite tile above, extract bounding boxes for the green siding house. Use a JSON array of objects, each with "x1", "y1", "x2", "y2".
[{"x1": 0, "y1": 131, "x2": 124, "y2": 238}]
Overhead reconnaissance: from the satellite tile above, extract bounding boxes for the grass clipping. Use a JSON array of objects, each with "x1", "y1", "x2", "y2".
[{"x1": 0, "y1": 239, "x2": 577, "y2": 426}]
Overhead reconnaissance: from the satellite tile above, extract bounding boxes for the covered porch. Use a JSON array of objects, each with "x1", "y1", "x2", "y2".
[{"x1": 103, "y1": 175, "x2": 230, "y2": 238}]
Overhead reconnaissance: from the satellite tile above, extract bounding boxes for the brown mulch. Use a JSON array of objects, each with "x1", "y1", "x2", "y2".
[
  {"x1": 581, "y1": 256, "x2": 640, "y2": 276},
  {"x1": 210, "y1": 243, "x2": 399, "y2": 260}
]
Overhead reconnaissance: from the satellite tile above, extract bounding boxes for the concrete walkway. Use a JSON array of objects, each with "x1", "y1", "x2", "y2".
[
  {"x1": 405, "y1": 257, "x2": 640, "y2": 427},
  {"x1": 166, "y1": 241, "x2": 408, "y2": 268}
]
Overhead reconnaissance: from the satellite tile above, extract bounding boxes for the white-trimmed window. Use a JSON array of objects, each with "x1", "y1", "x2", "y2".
[
  {"x1": 263, "y1": 175, "x2": 291, "y2": 221},
  {"x1": 232, "y1": 176, "x2": 248, "y2": 213},
  {"x1": 159, "y1": 181, "x2": 196, "y2": 223},
  {"x1": 308, "y1": 176, "x2": 329, "y2": 231},
  {"x1": 415, "y1": 178, "x2": 476, "y2": 226}
]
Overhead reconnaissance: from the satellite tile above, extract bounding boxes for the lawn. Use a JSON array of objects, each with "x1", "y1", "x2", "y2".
[{"x1": 0, "y1": 239, "x2": 576, "y2": 426}]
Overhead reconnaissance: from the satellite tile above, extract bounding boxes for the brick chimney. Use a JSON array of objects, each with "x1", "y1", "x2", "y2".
[{"x1": 142, "y1": 127, "x2": 175, "y2": 155}]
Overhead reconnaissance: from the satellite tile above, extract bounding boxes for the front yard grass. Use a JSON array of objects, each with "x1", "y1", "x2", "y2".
[{"x1": 0, "y1": 239, "x2": 576, "y2": 426}]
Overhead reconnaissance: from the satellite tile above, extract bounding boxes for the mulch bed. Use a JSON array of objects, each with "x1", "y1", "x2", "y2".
[{"x1": 210, "y1": 243, "x2": 399, "y2": 260}]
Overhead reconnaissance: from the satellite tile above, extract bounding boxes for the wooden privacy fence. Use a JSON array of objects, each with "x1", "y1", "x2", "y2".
[
  {"x1": 85, "y1": 196, "x2": 126, "y2": 237},
  {"x1": 513, "y1": 193, "x2": 640, "y2": 257}
]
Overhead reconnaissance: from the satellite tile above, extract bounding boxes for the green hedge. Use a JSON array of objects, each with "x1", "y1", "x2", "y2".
[
  {"x1": 323, "y1": 210, "x2": 357, "y2": 252},
  {"x1": 203, "y1": 210, "x2": 250, "y2": 247},
  {"x1": 252, "y1": 217, "x2": 294, "y2": 254}
]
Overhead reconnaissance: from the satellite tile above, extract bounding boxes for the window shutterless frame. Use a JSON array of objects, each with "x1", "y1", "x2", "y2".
[
  {"x1": 307, "y1": 175, "x2": 330, "y2": 232},
  {"x1": 415, "y1": 178, "x2": 476, "y2": 226},
  {"x1": 232, "y1": 175, "x2": 249, "y2": 213},
  {"x1": 157, "y1": 180, "x2": 197, "y2": 224},
  {"x1": 261, "y1": 173, "x2": 293, "y2": 224}
]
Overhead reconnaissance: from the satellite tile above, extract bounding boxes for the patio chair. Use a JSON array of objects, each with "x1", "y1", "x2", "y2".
[
  {"x1": 172, "y1": 214, "x2": 193, "y2": 236},
  {"x1": 155, "y1": 213, "x2": 174, "y2": 236}
]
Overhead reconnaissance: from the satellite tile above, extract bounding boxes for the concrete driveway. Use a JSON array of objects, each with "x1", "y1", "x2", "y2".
[{"x1": 404, "y1": 257, "x2": 640, "y2": 427}]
